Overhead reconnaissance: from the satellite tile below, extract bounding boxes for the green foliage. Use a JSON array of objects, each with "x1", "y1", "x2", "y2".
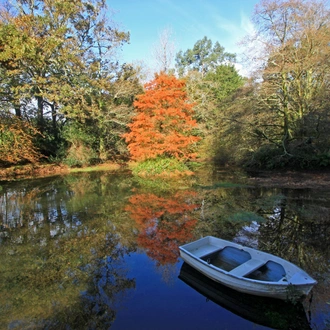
[
  {"x1": 131, "y1": 157, "x2": 193, "y2": 177},
  {"x1": 31, "y1": 118, "x2": 64, "y2": 158},
  {"x1": 96, "y1": 64, "x2": 143, "y2": 161},
  {"x1": 62, "y1": 122, "x2": 99, "y2": 167},
  {"x1": 244, "y1": 144, "x2": 330, "y2": 170},
  {"x1": 175, "y1": 36, "x2": 236, "y2": 77},
  {"x1": 63, "y1": 145, "x2": 99, "y2": 168},
  {"x1": 205, "y1": 65, "x2": 245, "y2": 101},
  {"x1": 176, "y1": 37, "x2": 244, "y2": 161},
  {"x1": 62, "y1": 122, "x2": 97, "y2": 148},
  {"x1": 243, "y1": 146, "x2": 287, "y2": 170},
  {"x1": 315, "y1": 153, "x2": 330, "y2": 167}
]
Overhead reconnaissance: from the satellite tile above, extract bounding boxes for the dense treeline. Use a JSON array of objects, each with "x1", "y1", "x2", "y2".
[
  {"x1": 0, "y1": 0, "x2": 142, "y2": 167},
  {"x1": 235, "y1": 0, "x2": 330, "y2": 169},
  {"x1": 1, "y1": 0, "x2": 330, "y2": 171}
]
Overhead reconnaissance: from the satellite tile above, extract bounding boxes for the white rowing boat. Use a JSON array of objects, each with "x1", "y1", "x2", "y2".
[{"x1": 179, "y1": 236, "x2": 317, "y2": 300}]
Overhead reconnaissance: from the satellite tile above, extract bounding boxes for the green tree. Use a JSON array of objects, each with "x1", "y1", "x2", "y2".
[
  {"x1": 96, "y1": 64, "x2": 143, "y2": 161},
  {"x1": 182, "y1": 67, "x2": 244, "y2": 160},
  {"x1": 175, "y1": 36, "x2": 236, "y2": 77},
  {"x1": 174, "y1": 38, "x2": 243, "y2": 160},
  {"x1": 205, "y1": 65, "x2": 245, "y2": 101},
  {"x1": 211, "y1": 80, "x2": 259, "y2": 166}
]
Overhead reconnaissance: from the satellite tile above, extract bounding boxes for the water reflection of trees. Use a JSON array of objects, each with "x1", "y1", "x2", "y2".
[
  {"x1": 42, "y1": 233, "x2": 136, "y2": 329},
  {"x1": 253, "y1": 191, "x2": 330, "y2": 272},
  {"x1": 0, "y1": 173, "x2": 136, "y2": 242},
  {"x1": 1, "y1": 169, "x2": 330, "y2": 328},
  {"x1": 0, "y1": 227, "x2": 136, "y2": 328},
  {"x1": 191, "y1": 185, "x2": 330, "y2": 276},
  {"x1": 125, "y1": 191, "x2": 198, "y2": 266},
  {"x1": 254, "y1": 191, "x2": 330, "y2": 319},
  {"x1": 192, "y1": 183, "x2": 330, "y2": 327},
  {"x1": 0, "y1": 173, "x2": 138, "y2": 328}
]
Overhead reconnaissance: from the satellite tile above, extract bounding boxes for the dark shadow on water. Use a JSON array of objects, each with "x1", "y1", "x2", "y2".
[{"x1": 179, "y1": 262, "x2": 311, "y2": 330}]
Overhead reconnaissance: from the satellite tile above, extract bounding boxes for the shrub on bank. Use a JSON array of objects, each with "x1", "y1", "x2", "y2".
[{"x1": 130, "y1": 157, "x2": 194, "y2": 177}]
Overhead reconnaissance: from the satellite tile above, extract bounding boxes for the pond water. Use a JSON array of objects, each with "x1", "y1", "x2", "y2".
[{"x1": 0, "y1": 166, "x2": 329, "y2": 330}]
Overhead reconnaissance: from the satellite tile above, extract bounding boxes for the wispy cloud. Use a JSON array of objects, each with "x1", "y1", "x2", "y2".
[
  {"x1": 110, "y1": 0, "x2": 258, "y2": 75},
  {"x1": 202, "y1": 1, "x2": 255, "y2": 53},
  {"x1": 240, "y1": 11, "x2": 255, "y2": 36}
]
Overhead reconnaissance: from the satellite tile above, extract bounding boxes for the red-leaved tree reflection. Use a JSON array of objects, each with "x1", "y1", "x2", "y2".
[{"x1": 125, "y1": 191, "x2": 198, "y2": 265}]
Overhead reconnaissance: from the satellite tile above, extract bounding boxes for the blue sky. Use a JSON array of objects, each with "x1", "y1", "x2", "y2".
[{"x1": 108, "y1": 0, "x2": 259, "y2": 73}]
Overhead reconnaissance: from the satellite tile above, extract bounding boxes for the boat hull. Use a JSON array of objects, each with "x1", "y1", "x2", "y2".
[{"x1": 179, "y1": 236, "x2": 316, "y2": 301}]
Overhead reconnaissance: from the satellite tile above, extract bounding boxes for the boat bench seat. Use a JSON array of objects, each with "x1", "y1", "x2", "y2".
[
  {"x1": 193, "y1": 245, "x2": 222, "y2": 258},
  {"x1": 229, "y1": 259, "x2": 265, "y2": 277}
]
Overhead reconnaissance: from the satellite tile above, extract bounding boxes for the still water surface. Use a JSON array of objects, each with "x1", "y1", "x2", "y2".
[{"x1": 0, "y1": 167, "x2": 329, "y2": 329}]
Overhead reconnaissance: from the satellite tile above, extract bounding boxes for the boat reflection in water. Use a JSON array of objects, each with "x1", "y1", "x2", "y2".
[{"x1": 179, "y1": 262, "x2": 311, "y2": 330}]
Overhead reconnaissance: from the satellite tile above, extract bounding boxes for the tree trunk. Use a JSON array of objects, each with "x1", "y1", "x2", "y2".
[
  {"x1": 14, "y1": 104, "x2": 21, "y2": 117},
  {"x1": 37, "y1": 95, "x2": 44, "y2": 133},
  {"x1": 51, "y1": 102, "x2": 58, "y2": 140}
]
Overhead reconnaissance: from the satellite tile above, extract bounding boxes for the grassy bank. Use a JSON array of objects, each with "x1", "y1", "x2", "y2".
[{"x1": 0, "y1": 163, "x2": 122, "y2": 181}]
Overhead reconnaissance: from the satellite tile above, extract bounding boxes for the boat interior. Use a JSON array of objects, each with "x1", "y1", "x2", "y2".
[{"x1": 200, "y1": 246, "x2": 286, "y2": 282}]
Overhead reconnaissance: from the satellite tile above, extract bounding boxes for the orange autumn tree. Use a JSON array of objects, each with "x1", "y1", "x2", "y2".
[{"x1": 123, "y1": 72, "x2": 200, "y2": 161}]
